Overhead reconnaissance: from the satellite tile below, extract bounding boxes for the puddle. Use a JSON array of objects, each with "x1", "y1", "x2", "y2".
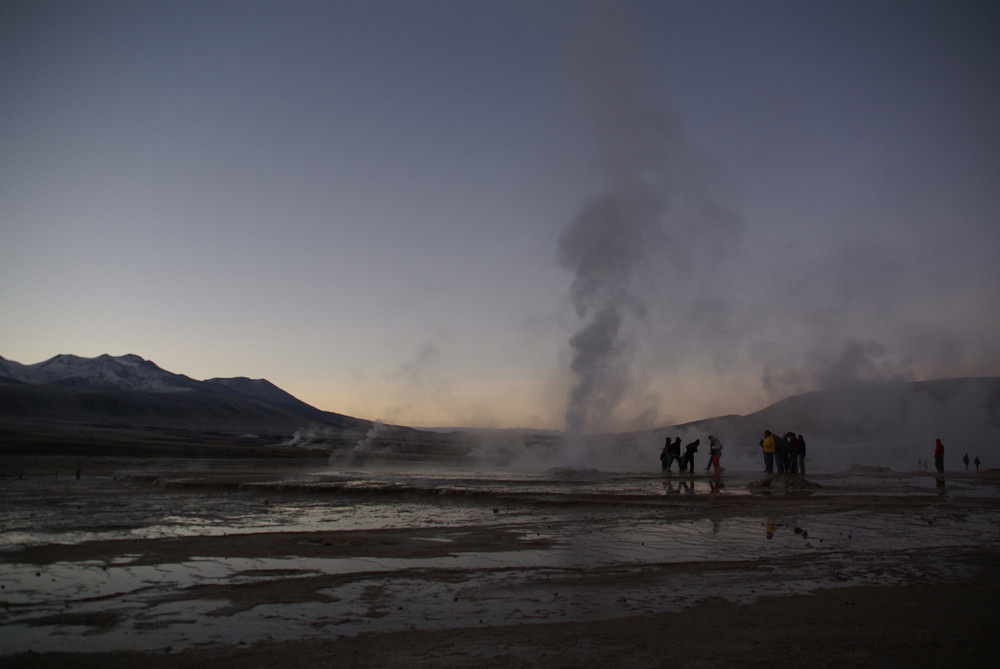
[
  {"x1": 2, "y1": 461, "x2": 998, "y2": 655},
  {"x1": 2, "y1": 507, "x2": 997, "y2": 655}
]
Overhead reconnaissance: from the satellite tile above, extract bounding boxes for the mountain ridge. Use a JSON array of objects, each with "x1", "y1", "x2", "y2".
[
  {"x1": 612, "y1": 376, "x2": 1000, "y2": 471},
  {"x1": 0, "y1": 353, "x2": 345, "y2": 416},
  {"x1": 2, "y1": 354, "x2": 997, "y2": 469},
  {"x1": 0, "y1": 353, "x2": 379, "y2": 454}
]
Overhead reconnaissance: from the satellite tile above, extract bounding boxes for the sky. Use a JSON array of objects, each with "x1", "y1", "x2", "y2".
[{"x1": 2, "y1": 0, "x2": 999, "y2": 432}]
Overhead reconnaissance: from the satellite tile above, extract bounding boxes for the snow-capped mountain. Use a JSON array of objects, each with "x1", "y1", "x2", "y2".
[
  {"x1": 0, "y1": 353, "x2": 372, "y2": 434},
  {"x1": 0, "y1": 354, "x2": 316, "y2": 410},
  {"x1": 3, "y1": 353, "x2": 997, "y2": 469},
  {"x1": 0, "y1": 353, "x2": 202, "y2": 392},
  {"x1": 0, "y1": 353, "x2": 442, "y2": 458}
]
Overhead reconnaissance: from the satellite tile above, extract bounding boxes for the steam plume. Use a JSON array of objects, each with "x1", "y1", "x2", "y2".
[
  {"x1": 557, "y1": 8, "x2": 745, "y2": 451},
  {"x1": 557, "y1": 9, "x2": 673, "y2": 442}
]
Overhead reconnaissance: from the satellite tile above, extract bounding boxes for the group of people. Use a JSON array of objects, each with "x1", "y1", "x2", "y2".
[
  {"x1": 659, "y1": 431, "x2": 809, "y2": 476},
  {"x1": 659, "y1": 435, "x2": 725, "y2": 474},
  {"x1": 658, "y1": 433, "x2": 984, "y2": 477},
  {"x1": 759, "y1": 430, "x2": 806, "y2": 475},
  {"x1": 923, "y1": 439, "x2": 982, "y2": 473},
  {"x1": 963, "y1": 453, "x2": 982, "y2": 471}
]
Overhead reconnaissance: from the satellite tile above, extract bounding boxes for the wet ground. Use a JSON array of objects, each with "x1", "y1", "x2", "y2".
[{"x1": 1, "y1": 458, "x2": 998, "y2": 656}]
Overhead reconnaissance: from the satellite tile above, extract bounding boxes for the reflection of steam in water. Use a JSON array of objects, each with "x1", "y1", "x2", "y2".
[{"x1": 3, "y1": 474, "x2": 999, "y2": 656}]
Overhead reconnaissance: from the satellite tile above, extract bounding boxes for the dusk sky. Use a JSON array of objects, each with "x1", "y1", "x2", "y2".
[{"x1": 2, "y1": 0, "x2": 999, "y2": 431}]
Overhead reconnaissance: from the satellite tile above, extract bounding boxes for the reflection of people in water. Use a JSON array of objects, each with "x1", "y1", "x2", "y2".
[
  {"x1": 934, "y1": 439, "x2": 945, "y2": 473},
  {"x1": 665, "y1": 479, "x2": 694, "y2": 494}
]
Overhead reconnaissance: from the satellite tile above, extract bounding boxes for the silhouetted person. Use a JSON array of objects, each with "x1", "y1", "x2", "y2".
[
  {"x1": 706, "y1": 435, "x2": 723, "y2": 474},
  {"x1": 787, "y1": 434, "x2": 800, "y2": 474},
  {"x1": 761, "y1": 431, "x2": 775, "y2": 475},
  {"x1": 934, "y1": 439, "x2": 945, "y2": 473},
  {"x1": 681, "y1": 439, "x2": 700, "y2": 473},
  {"x1": 797, "y1": 434, "x2": 807, "y2": 475},
  {"x1": 773, "y1": 432, "x2": 789, "y2": 473},
  {"x1": 963, "y1": 453, "x2": 970, "y2": 471},
  {"x1": 660, "y1": 436, "x2": 680, "y2": 472},
  {"x1": 974, "y1": 456, "x2": 981, "y2": 471}
]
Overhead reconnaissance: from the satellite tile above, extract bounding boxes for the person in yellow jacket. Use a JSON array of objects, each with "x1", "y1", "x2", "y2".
[{"x1": 761, "y1": 430, "x2": 776, "y2": 475}]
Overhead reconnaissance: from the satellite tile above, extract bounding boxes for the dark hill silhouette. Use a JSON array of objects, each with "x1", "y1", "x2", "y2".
[
  {"x1": 623, "y1": 377, "x2": 1000, "y2": 472},
  {"x1": 2, "y1": 354, "x2": 997, "y2": 469},
  {"x1": 0, "y1": 354, "x2": 382, "y2": 455}
]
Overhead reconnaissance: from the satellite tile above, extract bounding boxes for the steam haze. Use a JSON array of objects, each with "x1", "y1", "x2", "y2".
[
  {"x1": 2, "y1": 1, "x2": 998, "y2": 431},
  {"x1": 557, "y1": 6, "x2": 744, "y2": 435}
]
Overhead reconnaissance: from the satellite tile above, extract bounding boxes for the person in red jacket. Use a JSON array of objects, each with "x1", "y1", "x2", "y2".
[{"x1": 934, "y1": 439, "x2": 945, "y2": 473}]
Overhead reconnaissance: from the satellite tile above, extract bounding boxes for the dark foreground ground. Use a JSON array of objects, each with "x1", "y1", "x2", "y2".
[
  {"x1": 2, "y1": 456, "x2": 999, "y2": 668},
  {"x1": 8, "y1": 574, "x2": 999, "y2": 669}
]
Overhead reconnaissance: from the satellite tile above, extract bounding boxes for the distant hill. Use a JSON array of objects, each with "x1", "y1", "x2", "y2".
[
  {"x1": 0, "y1": 353, "x2": 204, "y2": 391},
  {"x1": 0, "y1": 353, "x2": 384, "y2": 456},
  {"x1": 604, "y1": 377, "x2": 1000, "y2": 472},
  {"x1": 2, "y1": 354, "x2": 996, "y2": 470}
]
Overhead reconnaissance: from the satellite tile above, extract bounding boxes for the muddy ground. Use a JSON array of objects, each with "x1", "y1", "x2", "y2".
[{"x1": 2, "y1": 458, "x2": 998, "y2": 668}]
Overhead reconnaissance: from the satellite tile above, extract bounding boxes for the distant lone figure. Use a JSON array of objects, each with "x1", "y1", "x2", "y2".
[
  {"x1": 934, "y1": 439, "x2": 945, "y2": 473},
  {"x1": 963, "y1": 453, "x2": 970, "y2": 471},
  {"x1": 974, "y1": 456, "x2": 981, "y2": 471}
]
